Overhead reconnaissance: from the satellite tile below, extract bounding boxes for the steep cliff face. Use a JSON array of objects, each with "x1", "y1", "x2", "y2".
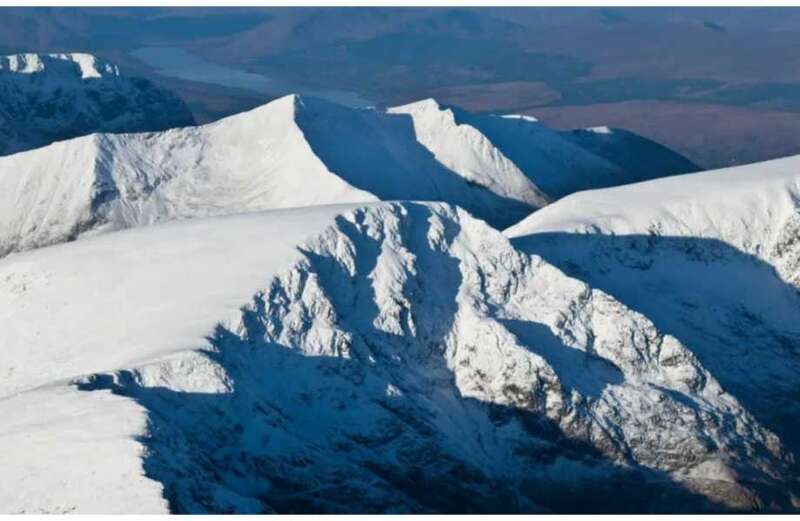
[{"x1": 0, "y1": 53, "x2": 194, "y2": 156}]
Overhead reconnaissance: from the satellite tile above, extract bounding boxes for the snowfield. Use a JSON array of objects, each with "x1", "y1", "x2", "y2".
[
  {"x1": 1, "y1": 201, "x2": 798, "y2": 513},
  {"x1": 0, "y1": 204, "x2": 353, "y2": 397}
]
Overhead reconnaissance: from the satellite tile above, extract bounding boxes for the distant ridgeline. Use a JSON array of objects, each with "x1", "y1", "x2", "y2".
[
  {"x1": 0, "y1": 53, "x2": 195, "y2": 156},
  {"x1": 0, "y1": 90, "x2": 699, "y2": 259}
]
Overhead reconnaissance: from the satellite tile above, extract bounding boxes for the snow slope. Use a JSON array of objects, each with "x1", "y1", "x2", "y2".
[
  {"x1": 507, "y1": 156, "x2": 800, "y2": 459},
  {"x1": 0, "y1": 93, "x2": 698, "y2": 257},
  {"x1": 0, "y1": 385, "x2": 168, "y2": 514},
  {"x1": 559, "y1": 126, "x2": 699, "y2": 184},
  {"x1": 0, "y1": 53, "x2": 194, "y2": 156},
  {"x1": 0, "y1": 204, "x2": 354, "y2": 397},
  {"x1": 1, "y1": 202, "x2": 796, "y2": 513},
  {"x1": 506, "y1": 154, "x2": 800, "y2": 288},
  {"x1": 292, "y1": 96, "x2": 546, "y2": 225},
  {"x1": 0, "y1": 96, "x2": 376, "y2": 257},
  {"x1": 390, "y1": 99, "x2": 697, "y2": 200}
]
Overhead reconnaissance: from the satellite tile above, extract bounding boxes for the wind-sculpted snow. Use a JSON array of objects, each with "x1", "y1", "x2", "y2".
[
  {"x1": 3, "y1": 202, "x2": 793, "y2": 513},
  {"x1": 0, "y1": 53, "x2": 195, "y2": 156},
  {"x1": 0, "y1": 385, "x2": 168, "y2": 514},
  {"x1": 0, "y1": 93, "x2": 696, "y2": 257},
  {"x1": 507, "y1": 157, "x2": 800, "y2": 467},
  {"x1": 0, "y1": 204, "x2": 355, "y2": 398}
]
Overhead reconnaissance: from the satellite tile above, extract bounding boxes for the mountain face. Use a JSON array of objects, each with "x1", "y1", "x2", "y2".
[
  {"x1": 1, "y1": 201, "x2": 796, "y2": 514},
  {"x1": 506, "y1": 156, "x2": 800, "y2": 467},
  {"x1": 0, "y1": 93, "x2": 695, "y2": 258},
  {"x1": 430, "y1": 108, "x2": 697, "y2": 198},
  {"x1": 0, "y1": 53, "x2": 195, "y2": 156}
]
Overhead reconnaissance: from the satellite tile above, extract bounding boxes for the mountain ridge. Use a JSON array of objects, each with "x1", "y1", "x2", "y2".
[
  {"x1": 0, "y1": 91, "x2": 697, "y2": 257},
  {"x1": 506, "y1": 156, "x2": 800, "y2": 462}
]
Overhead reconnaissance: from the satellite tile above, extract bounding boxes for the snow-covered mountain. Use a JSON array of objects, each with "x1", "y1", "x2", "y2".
[
  {"x1": 0, "y1": 93, "x2": 696, "y2": 257},
  {"x1": 7, "y1": 59, "x2": 784, "y2": 514},
  {"x1": 1, "y1": 201, "x2": 795, "y2": 513},
  {"x1": 507, "y1": 155, "x2": 800, "y2": 464},
  {"x1": 0, "y1": 53, "x2": 194, "y2": 156}
]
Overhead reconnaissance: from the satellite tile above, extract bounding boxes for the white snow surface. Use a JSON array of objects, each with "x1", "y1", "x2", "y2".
[
  {"x1": 391, "y1": 98, "x2": 627, "y2": 200},
  {"x1": 0, "y1": 204, "x2": 353, "y2": 514},
  {"x1": 0, "y1": 93, "x2": 698, "y2": 257},
  {"x1": 507, "y1": 156, "x2": 800, "y2": 469},
  {"x1": 0, "y1": 96, "x2": 373, "y2": 257},
  {"x1": 1, "y1": 201, "x2": 796, "y2": 513},
  {"x1": 0, "y1": 53, "x2": 119, "y2": 79},
  {"x1": 506, "y1": 154, "x2": 800, "y2": 280},
  {"x1": 506, "y1": 154, "x2": 800, "y2": 237},
  {"x1": 0, "y1": 385, "x2": 168, "y2": 514},
  {"x1": 0, "y1": 204, "x2": 353, "y2": 397},
  {"x1": 586, "y1": 126, "x2": 613, "y2": 135}
]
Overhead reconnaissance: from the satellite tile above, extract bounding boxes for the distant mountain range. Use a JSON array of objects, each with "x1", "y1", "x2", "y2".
[
  {"x1": 0, "y1": 53, "x2": 194, "y2": 156},
  {"x1": 0, "y1": 59, "x2": 696, "y2": 257},
  {"x1": 4, "y1": 7, "x2": 800, "y2": 168}
]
